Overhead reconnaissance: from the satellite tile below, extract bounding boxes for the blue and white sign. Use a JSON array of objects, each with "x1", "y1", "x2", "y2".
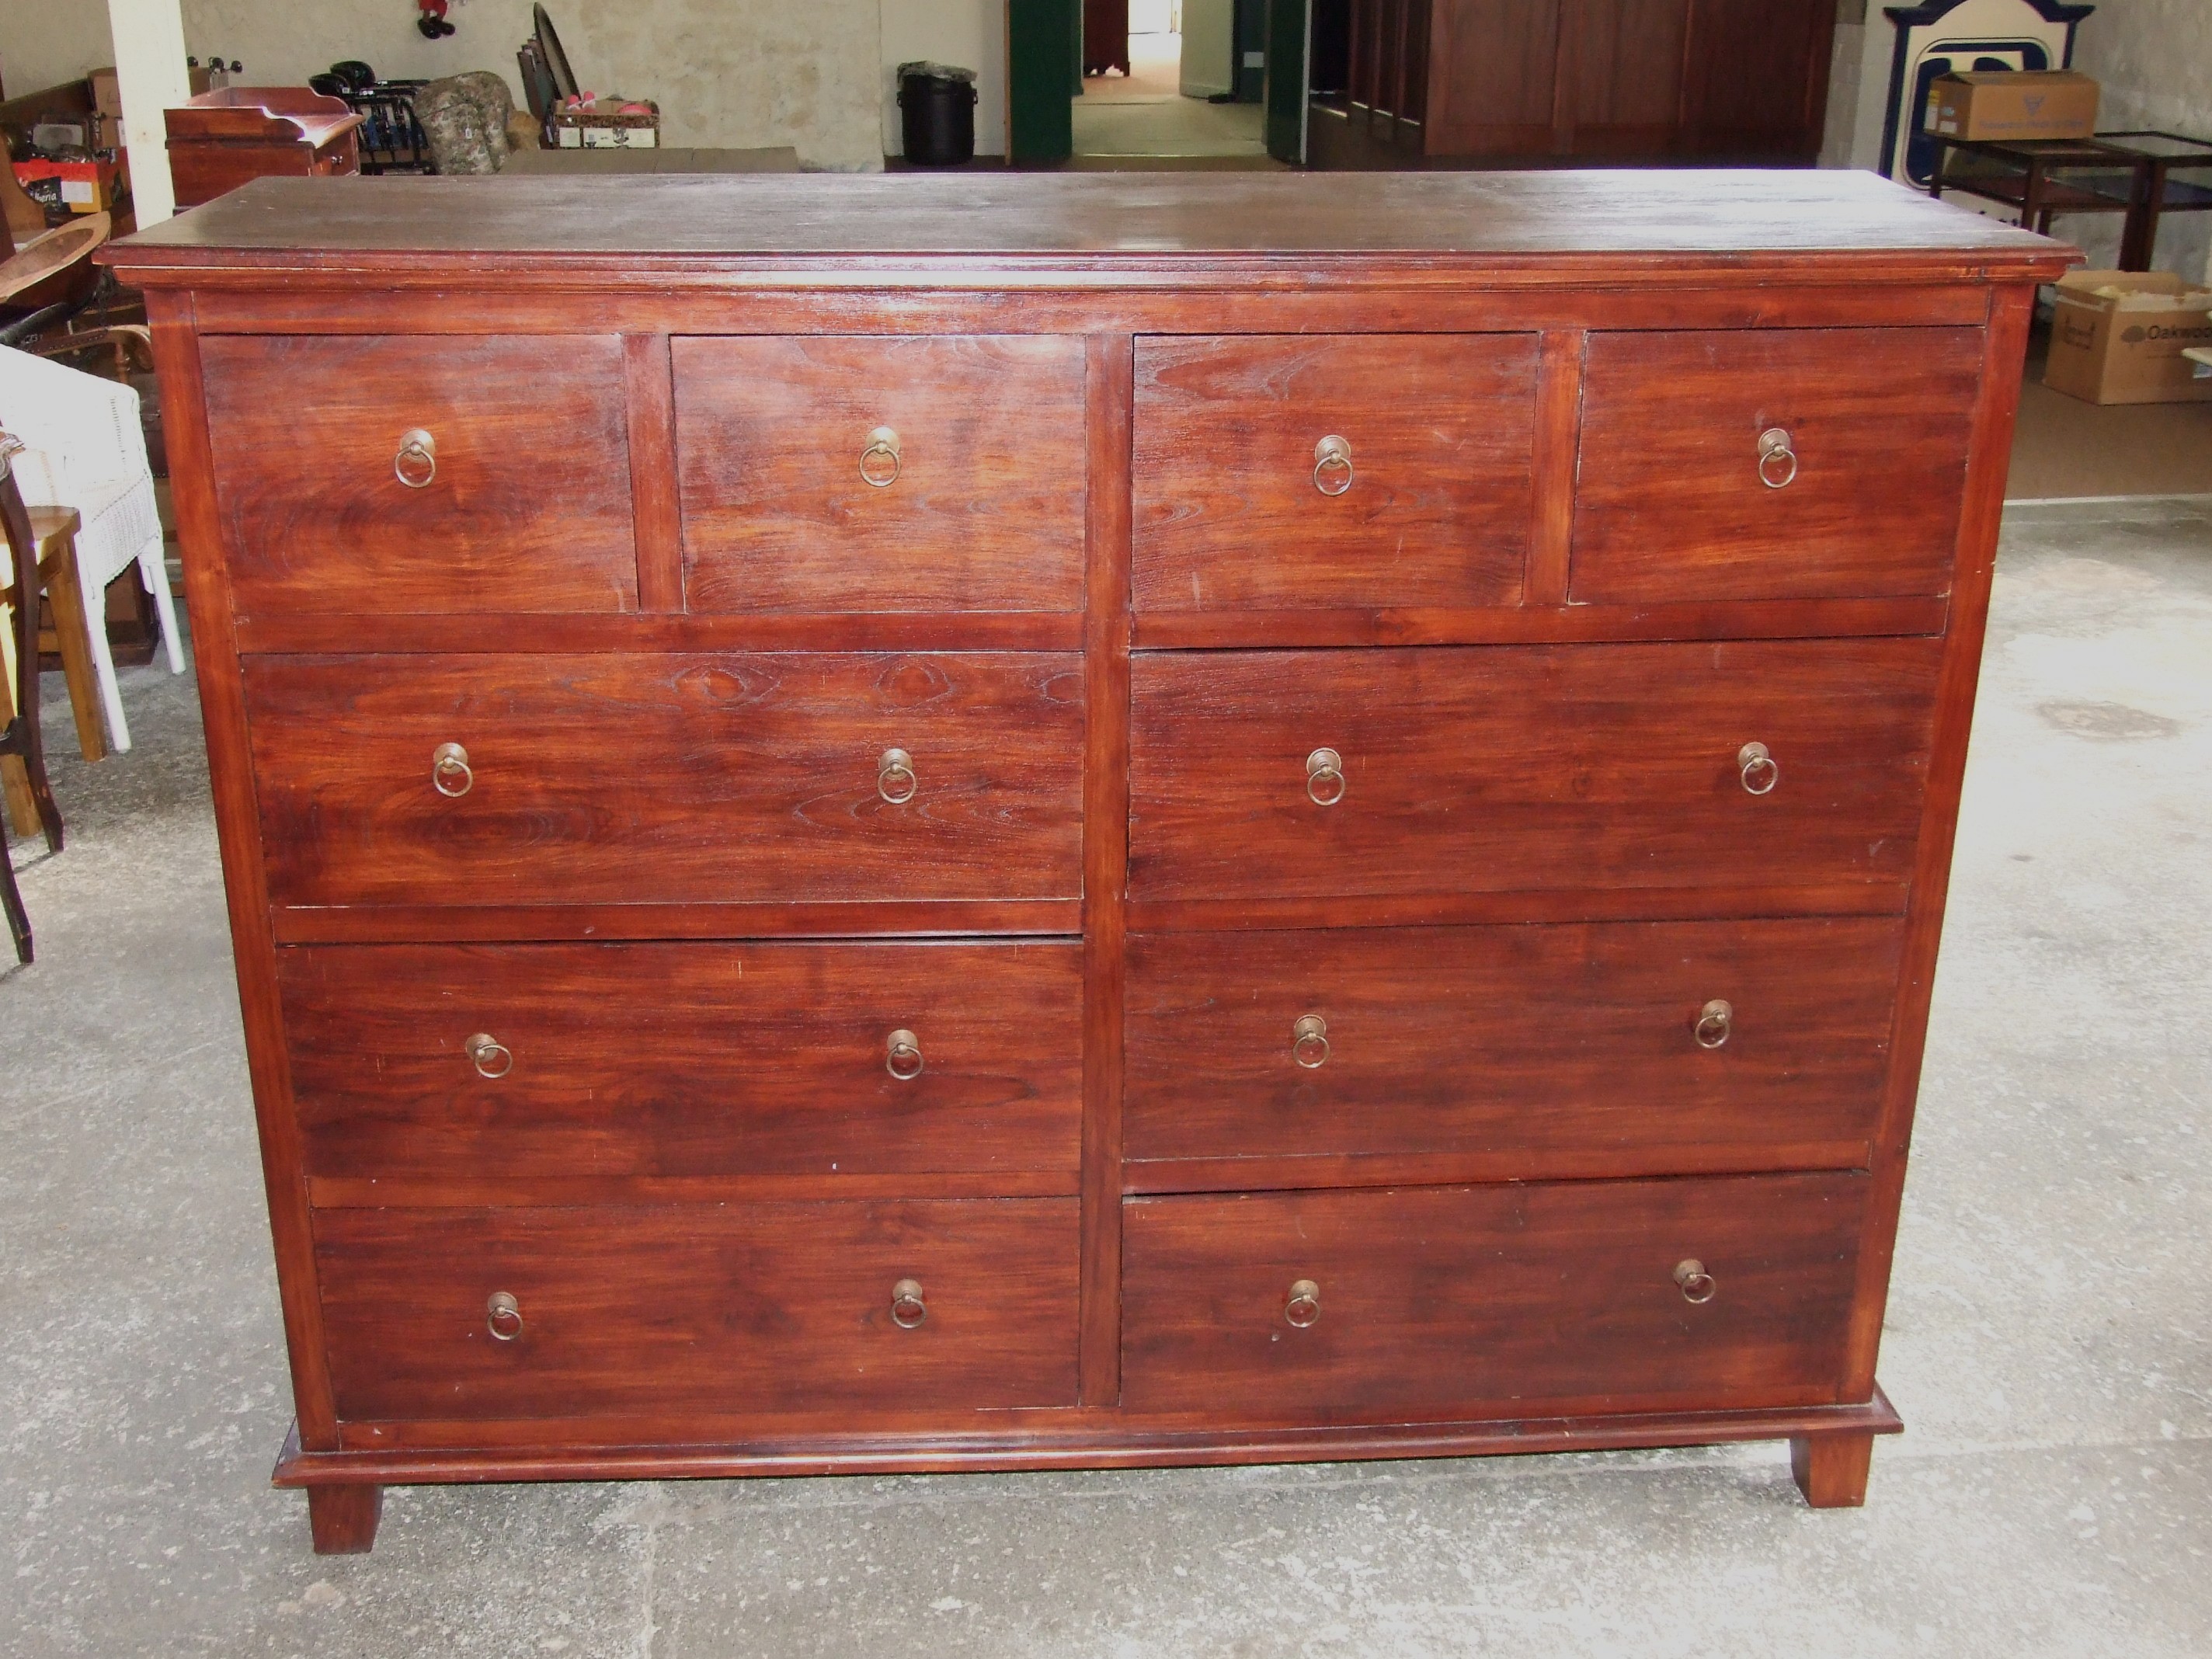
[{"x1": 1881, "y1": 0, "x2": 2094, "y2": 188}]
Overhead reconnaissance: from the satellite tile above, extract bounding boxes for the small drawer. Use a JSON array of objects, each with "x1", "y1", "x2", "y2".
[
  {"x1": 202, "y1": 335, "x2": 638, "y2": 616},
  {"x1": 1572, "y1": 327, "x2": 1982, "y2": 603},
  {"x1": 281, "y1": 940, "x2": 1083, "y2": 1182},
  {"x1": 316, "y1": 1198, "x2": 1080, "y2": 1420},
  {"x1": 1121, "y1": 1174, "x2": 1866, "y2": 1417},
  {"x1": 673, "y1": 335, "x2": 1087, "y2": 614},
  {"x1": 1125, "y1": 917, "x2": 1904, "y2": 1167},
  {"x1": 1132, "y1": 333, "x2": 1538, "y2": 612},
  {"x1": 243, "y1": 652, "x2": 1083, "y2": 909},
  {"x1": 1127, "y1": 639, "x2": 1940, "y2": 904}
]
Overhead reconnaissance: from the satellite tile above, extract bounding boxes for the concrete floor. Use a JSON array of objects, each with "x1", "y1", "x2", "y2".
[{"x1": 2, "y1": 496, "x2": 2208, "y2": 1657}]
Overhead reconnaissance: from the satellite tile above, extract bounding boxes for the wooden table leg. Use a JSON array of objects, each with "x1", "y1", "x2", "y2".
[
  {"x1": 1790, "y1": 1430, "x2": 1876, "y2": 1508},
  {"x1": 306, "y1": 1483, "x2": 384, "y2": 1555},
  {"x1": 37, "y1": 523, "x2": 108, "y2": 763},
  {"x1": 0, "y1": 654, "x2": 38, "y2": 838}
]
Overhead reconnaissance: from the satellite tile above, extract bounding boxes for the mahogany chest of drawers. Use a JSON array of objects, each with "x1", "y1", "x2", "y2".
[{"x1": 105, "y1": 172, "x2": 2072, "y2": 1555}]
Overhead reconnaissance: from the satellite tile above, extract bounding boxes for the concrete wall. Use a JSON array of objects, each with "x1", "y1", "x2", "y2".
[
  {"x1": 881, "y1": 0, "x2": 1005, "y2": 158},
  {"x1": 2071, "y1": 0, "x2": 2212, "y2": 281},
  {"x1": 3, "y1": 6, "x2": 117, "y2": 99},
  {"x1": 173, "y1": 0, "x2": 885, "y2": 170}
]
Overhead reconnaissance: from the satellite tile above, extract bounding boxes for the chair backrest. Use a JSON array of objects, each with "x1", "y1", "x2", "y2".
[
  {"x1": 0, "y1": 430, "x2": 42, "y2": 756},
  {"x1": 0, "y1": 344, "x2": 148, "y2": 499}
]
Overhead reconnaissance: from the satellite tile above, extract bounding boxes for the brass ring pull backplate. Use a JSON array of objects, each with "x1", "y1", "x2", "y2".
[
  {"x1": 1285, "y1": 1278, "x2": 1321, "y2": 1327},
  {"x1": 465, "y1": 1031, "x2": 514, "y2": 1079},
  {"x1": 395, "y1": 427, "x2": 437, "y2": 489},
  {"x1": 1757, "y1": 426, "x2": 1798, "y2": 489},
  {"x1": 1674, "y1": 1259, "x2": 1716, "y2": 1304},
  {"x1": 861, "y1": 426, "x2": 903, "y2": 488},
  {"x1": 891, "y1": 1278, "x2": 927, "y2": 1328},
  {"x1": 432, "y1": 741, "x2": 474, "y2": 798},
  {"x1": 885, "y1": 1028, "x2": 923, "y2": 1080},
  {"x1": 1693, "y1": 999, "x2": 1734, "y2": 1050},
  {"x1": 486, "y1": 1291, "x2": 523, "y2": 1340},
  {"x1": 1737, "y1": 740, "x2": 1778, "y2": 796},
  {"x1": 1306, "y1": 746, "x2": 1345, "y2": 807},
  {"x1": 1292, "y1": 1014, "x2": 1330, "y2": 1069},
  {"x1": 878, "y1": 746, "x2": 917, "y2": 805},
  {"x1": 1313, "y1": 434, "x2": 1354, "y2": 496}
]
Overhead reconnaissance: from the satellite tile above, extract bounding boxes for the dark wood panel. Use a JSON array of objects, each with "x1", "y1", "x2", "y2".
[
  {"x1": 1127, "y1": 883, "x2": 1907, "y2": 934},
  {"x1": 1080, "y1": 334, "x2": 1136, "y2": 1407},
  {"x1": 1425, "y1": 0, "x2": 1563, "y2": 151},
  {"x1": 1122, "y1": 1142, "x2": 1873, "y2": 1194},
  {"x1": 1122, "y1": 1174, "x2": 1866, "y2": 1414},
  {"x1": 315, "y1": 1200, "x2": 1080, "y2": 1420},
  {"x1": 1573, "y1": 328, "x2": 1983, "y2": 603},
  {"x1": 287, "y1": 1386, "x2": 1902, "y2": 1472},
  {"x1": 1681, "y1": 0, "x2": 1837, "y2": 158},
  {"x1": 200, "y1": 335, "x2": 637, "y2": 615},
  {"x1": 673, "y1": 336, "x2": 1086, "y2": 614},
  {"x1": 1128, "y1": 640, "x2": 1942, "y2": 903},
  {"x1": 242, "y1": 652, "x2": 1083, "y2": 908},
  {"x1": 1132, "y1": 334, "x2": 1536, "y2": 612},
  {"x1": 1130, "y1": 596, "x2": 1949, "y2": 649},
  {"x1": 144, "y1": 294, "x2": 344, "y2": 1449},
  {"x1": 235, "y1": 610, "x2": 1086, "y2": 656},
  {"x1": 279, "y1": 941, "x2": 1082, "y2": 1181},
  {"x1": 1571, "y1": 0, "x2": 1689, "y2": 133},
  {"x1": 1125, "y1": 917, "x2": 1904, "y2": 1164},
  {"x1": 270, "y1": 899, "x2": 1083, "y2": 944}
]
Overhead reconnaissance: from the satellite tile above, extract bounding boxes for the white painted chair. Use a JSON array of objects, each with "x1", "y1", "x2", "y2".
[{"x1": 0, "y1": 344, "x2": 186, "y2": 751}]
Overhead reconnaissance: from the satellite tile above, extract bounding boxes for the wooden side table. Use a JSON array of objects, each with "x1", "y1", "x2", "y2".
[
  {"x1": 2092, "y1": 131, "x2": 2212, "y2": 270},
  {"x1": 165, "y1": 89, "x2": 364, "y2": 210},
  {"x1": 1931, "y1": 135, "x2": 2144, "y2": 263}
]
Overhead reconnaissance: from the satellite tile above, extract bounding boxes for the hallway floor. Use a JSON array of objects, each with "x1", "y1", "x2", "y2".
[{"x1": 1073, "y1": 32, "x2": 1267, "y2": 158}]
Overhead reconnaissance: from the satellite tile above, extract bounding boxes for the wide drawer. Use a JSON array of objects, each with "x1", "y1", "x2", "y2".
[
  {"x1": 1127, "y1": 639, "x2": 1941, "y2": 904},
  {"x1": 1572, "y1": 327, "x2": 1982, "y2": 603},
  {"x1": 201, "y1": 335, "x2": 638, "y2": 616},
  {"x1": 1121, "y1": 1174, "x2": 1866, "y2": 1416},
  {"x1": 242, "y1": 652, "x2": 1083, "y2": 909},
  {"x1": 316, "y1": 1198, "x2": 1080, "y2": 1420},
  {"x1": 673, "y1": 336, "x2": 1087, "y2": 614},
  {"x1": 282, "y1": 941, "x2": 1083, "y2": 1183},
  {"x1": 1125, "y1": 917, "x2": 1904, "y2": 1167},
  {"x1": 1132, "y1": 333, "x2": 1537, "y2": 612}
]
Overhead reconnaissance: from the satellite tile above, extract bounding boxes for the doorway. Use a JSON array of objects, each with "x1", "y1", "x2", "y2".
[{"x1": 1073, "y1": 0, "x2": 1268, "y2": 159}]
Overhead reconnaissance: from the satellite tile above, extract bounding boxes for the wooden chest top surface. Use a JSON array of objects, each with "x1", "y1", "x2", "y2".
[{"x1": 101, "y1": 169, "x2": 2072, "y2": 283}]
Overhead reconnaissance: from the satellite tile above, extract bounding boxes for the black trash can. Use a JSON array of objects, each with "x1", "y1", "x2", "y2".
[{"x1": 897, "y1": 61, "x2": 977, "y2": 166}]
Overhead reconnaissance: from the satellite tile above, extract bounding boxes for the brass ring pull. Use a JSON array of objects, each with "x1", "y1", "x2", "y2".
[
  {"x1": 1674, "y1": 1259, "x2": 1716, "y2": 1304},
  {"x1": 465, "y1": 1031, "x2": 514, "y2": 1079},
  {"x1": 1313, "y1": 434, "x2": 1353, "y2": 496},
  {"x1": 1305, "y1": 746, "x2": 1345, "y2": 807},
  {"x1": 431, "y1": 741, "x2": 473, "y2": 798},
  {"x1": 1693, "y1": 1000, "x2": 1734, "y2": 1050},
  {"x1": 1757, "y1": 427, "x2": 1797, "y2": 489},
  {"x1": 885, "y1": 1028, "x2": 923, "y2": 1080},
  {"x1": 1737, "y1": 741, "x2": 1778, "y2": 796},
  {"x1": 486, "y1": 1291, "x2": 523, "y2": 1340},
  {"x1": 395, "y1": 427, "x2": 437, "y2": 489},
  {"x1": 1285, "y1": 1278, "x2": 1321, "y2": 1328},
  {"x1": 891, "y1": 1278, "x2": 927, "y2": 1329},
  {"x1": 860, "y1": 426, "x2": 902, "y2": 488},
  {"x1": 1292, "y1": 1014, "x2": 1330, "y2": 1069},
  {"x1": 878, "y1": 747, "x2": 917, "y2": 805}
]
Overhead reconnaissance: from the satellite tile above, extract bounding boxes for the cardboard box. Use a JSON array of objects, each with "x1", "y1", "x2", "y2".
[
  {"x1": 10, "y1": 158, "x2": 124, "y2": 215},
  {"x1": 2044, "y1": 270, "x2": 2212, "y2": 405},
  {"x1": 89, "y1": 66, "x2": 123, "y2": 117},
  {"x1": 1927, "y1": 71, "x2": 2099, "y2": 142}
]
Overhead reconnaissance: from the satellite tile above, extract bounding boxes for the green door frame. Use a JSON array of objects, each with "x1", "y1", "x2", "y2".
[
  {"x1": 1008, "y1": 0, "x2": 1079, "y2": 164},
  {"x1": 1264, "y1": 0, "x2": 1310, "y2": 163}
]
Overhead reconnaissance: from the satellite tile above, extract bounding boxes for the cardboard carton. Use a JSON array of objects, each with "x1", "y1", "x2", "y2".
[
  {"x1": 1927, "y1": 71, "x2": 2099, "y2": 143},
  {"x1": 89, "y1": 67, "x2": 123, "y2": 117},
  {"x1": 2043, "y1": 270, "x2": 2212, "y2": 405}
]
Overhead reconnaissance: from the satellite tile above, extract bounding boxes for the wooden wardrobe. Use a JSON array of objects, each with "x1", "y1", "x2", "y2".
[{"x1": 1311, "y1": 0, "x2": 1839, "y2": 167}]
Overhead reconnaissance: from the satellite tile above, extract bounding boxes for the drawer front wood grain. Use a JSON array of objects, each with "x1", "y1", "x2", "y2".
[
  {"x1": 282, "y1": 941, "x2": 1083, "y2": 1182},
  {"x1": 1122, "y1": 1174, "x2": 1866, "y2": 1416},
  {"x1": 673, "y1": 336, "x2": 1087, "y2": 614},
  {"x1": 317, "y1": 1199, "x2": 1080, "y2": 1420},
  {"x1": 1125, "y1": 917, "x2": 1904, "y2": 1166},
  {"x1": 1128, "y1": 640, "x2": 1941, "y2": 903},
  {"x1": 1572, "y1": 328, "x2": 1982, "y2": 603},
  {"x1": 201, "y1": 335, "x2": 638, "y2": 615},
  {"x1": 243, "y1": 652, "x2": 1083, "y2": 909},
  {"x1": 1132, "y1": 333, "x2": 1538, "y2": 611}
]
